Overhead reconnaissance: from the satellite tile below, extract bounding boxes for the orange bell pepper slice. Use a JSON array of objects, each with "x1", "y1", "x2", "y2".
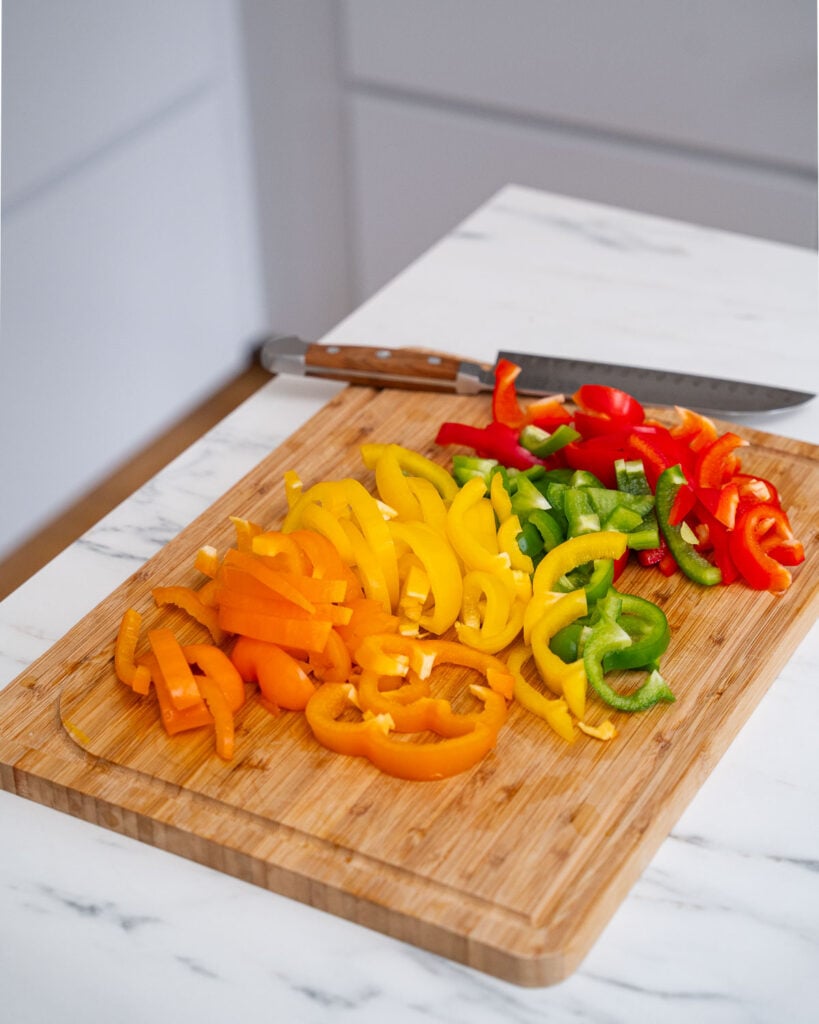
[
  {"x1": 137, "y1": 651, "x2": 213, "y2": 735},
  {"x1": 147, "y1": 628, "x2": 203, "y2": 710},
  {"x1": 357, "y1": 668, "x2": 507, "y2": 735},
  {"x1": 181, "y1": 643, "x2": 245, "y2": 712},
  {"x1": 231, "y1": 635, "x2": 316, "y2": 710},
  {"x1": 305, "y1": 682, "x2": 505, "y2": 781},
  {"x1": 333, "y1": 598, "x2": 400, "y2": 657},
  {"x1": 151, "y1": 585, "x2": 226, "y2": 644},
  {"x1": 195, "y1": 674, "x2": 235, "y2": 759},
  {"x1": 218, "y1": 605, "x2": 332, "y2": 652},
  {"x1": 114, "y1": 608, "x2": 151, "y2": 695}
]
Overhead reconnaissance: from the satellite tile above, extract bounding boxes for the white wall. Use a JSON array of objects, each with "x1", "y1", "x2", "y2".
[{"x1": 1, "y1": 0, "x2": 267, "y2": 562}]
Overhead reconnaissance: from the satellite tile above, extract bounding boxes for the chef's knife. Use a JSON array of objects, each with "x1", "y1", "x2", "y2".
[{"x1": 259, "y1": 335, "x2": 814, "y2": 415}]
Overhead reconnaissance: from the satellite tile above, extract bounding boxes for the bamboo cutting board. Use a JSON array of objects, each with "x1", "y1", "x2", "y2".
[{"x1": 1, "y1": 386, "x2": 817, "y2": 986}]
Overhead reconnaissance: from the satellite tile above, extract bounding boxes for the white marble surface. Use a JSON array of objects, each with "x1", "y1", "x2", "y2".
[{"x1": 2, "y1": 186, "x2": 817, "y2": 1022}]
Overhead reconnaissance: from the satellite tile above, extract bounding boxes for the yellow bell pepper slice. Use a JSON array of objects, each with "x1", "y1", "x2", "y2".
[
  {"x1": 529, "y1": 589, "x2": 589, "y2": 719},
  {"x1": 389, "y1": 520, "x2": 463, "y2": 635},
  {"x1": 506, "y1": 643, "x2": 576, "y2": 742},
  {"x1": 447, "y1": 478, "x2": 510, "y2": 575},
  {"x1": 360, "y1": 443, "x2": 459, "y2": 502}
]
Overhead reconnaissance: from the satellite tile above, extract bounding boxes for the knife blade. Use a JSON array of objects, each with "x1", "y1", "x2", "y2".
[{"x1": 259, "y1": 335, "x2": 814, "y2": 415}]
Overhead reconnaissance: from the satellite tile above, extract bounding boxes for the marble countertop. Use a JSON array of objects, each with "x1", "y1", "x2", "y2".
[{"x1": 2, "y1": 186, "x2": 817, "y2": 1022}]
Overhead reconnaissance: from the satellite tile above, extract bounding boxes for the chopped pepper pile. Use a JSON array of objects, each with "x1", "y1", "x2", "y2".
[
  {"x1": 435, "y1": 358, "x2": 805, "y2": 594},
  {"x1": 110, "y1": 357, "x2": 805, "y2": 780}
]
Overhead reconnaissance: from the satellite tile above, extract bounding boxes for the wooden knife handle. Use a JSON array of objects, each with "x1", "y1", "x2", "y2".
[{"x1": 304, "y1": 343, "x2": 464, "y2": 391}]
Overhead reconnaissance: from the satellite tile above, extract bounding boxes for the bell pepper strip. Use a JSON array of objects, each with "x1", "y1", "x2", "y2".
[
  {"x1": 181, "y1": 643, "x2": 245, "y2": 712},
  {"x1": 655, "y1": 465, "x2": 722, "y2": 586},
  {"x1": 138, "y1": 652, "x2": 213, "y2": 735},
  {"x1": 436, "y1": 420, "x2": 542, "y2": 471},
  {"x1": 357, "y1": 646, "x2": 509, "y2": 735},
  {"x1": 694, "y1": 432, "x2": 748, "y2": 489},
  {"x1": 231, "y1": 635, "x2": 316, "y2": 710},
  {"x1": 524, "y1": 395, "x2": 573, "y2": 432},
  {"x1": 728, "y1": 503, "x2": 800, "y2": 592},
  {"x1": 194, "y1": 673, "x2": 235, "y2": 759},
  {"x1": 669, "y1": 406, "x2": 718, "y2": 452},
  {"x1": 519, "y1": 423, "x2": 580, "y2": 458},
  {"x1": 250, "y1": 531, "x2": 311, "y2": 574},
  {"x1": 406, "y1": 476, "x2": 450, "y2": 533},
  {"x1": 194, "y1": 545, "x2": 221, "y2": 579},
  {"x1": 528, "y1": 589, "x2": 589, "y2": 719},
  {"x1": 455, "y1": 570, "x2": 527, "y2": 654},
  {"x1": 334, "y1": 598, "x2": 400, "y2": 657},
  {"x1": 583, "y1": 617, "x2": 676, "y2": 713},
  {"x1": 229, "y1": 515, "x2": 263, "y2": 552},
  {"x1": 490, "y1": 469, "x2": 513, "y2": 523},
  {"x1": 497, "y1": 516, "x2": 534, "y2": 574},
  {"x1": 446, "y1": 477, "x2": 512, "y2": 575},
  {"x1": 151, "y1": 585, "x2": 226, "y2": 644},
  {"x1": 339, "y1": 518, "x2": 393, "y2": 613},
  {"x1": 218, "y1": 605, "x2": 333, "y2": 652},
  {"x1": 309, "y1": 627, "x2": 354, "y2": 683},
  {"x1": 531, "y1": 531, "x2": 629, "y2": 598},
  {"x1": 573, "y1": 384, "x2": 645, "y2": 428},
  {"x1": 147, "y1": 627, "x2": 204, "y2": 710},
  {"x1": 114, "y1": 608, "x2": 152, "y2": 695},
  {"x1": 506, "y1": 643, "x2": 576, "y2": 742},
  {"x1": 554, "y1": 558, "x2": 615, "y2": 606},
  {"x1": 305, "y1": 682, "x2": 504, "y2": 781},
  {"x1": 389, "y1": 521, "x2": 463, "y2": 635},
  {"x1": 367, "y1": 444, "x2": 423, "y2": 521},
  {"x1": 221, "y1": 549, "x2": 317, "y2": 611},
  {"x1": 601, "y1": 593, "x2": 670, "y2": 671},
  {"x1": 492, "y1": 357, "x2": 529, "y2": 428},
  {"x1": 360, "y1": 442, "x2": 459, "y2": 503}
]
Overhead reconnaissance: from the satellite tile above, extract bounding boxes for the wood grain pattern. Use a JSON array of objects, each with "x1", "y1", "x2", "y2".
[
  {"x1": 305, "y1": 343, "x2": 468, "y2": 390},
  {"x1": 1, "y1": 386, "x2": 817, "y2": 986}
]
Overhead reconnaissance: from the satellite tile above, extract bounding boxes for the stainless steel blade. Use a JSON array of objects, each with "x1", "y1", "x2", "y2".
[{"x1": 498, "y1": 351, "x2": 815, "y2": 415}]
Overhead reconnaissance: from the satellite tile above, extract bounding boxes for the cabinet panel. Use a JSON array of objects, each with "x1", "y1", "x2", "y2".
[
  {"x1": 2, "y1": 0, "x2": 220, "y2": 203},
  {"x1": 349, "y1": 94, "x2": 816, "y2": 300},
  {"x1": 344, "y1": 0, "x2": 817, "y2": 170},
  {"x1": 0, "y1": 98, "x2": 263, "y2": 557}
]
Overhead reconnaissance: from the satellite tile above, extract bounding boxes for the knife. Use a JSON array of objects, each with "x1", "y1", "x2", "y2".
[{"x1": 259, "y1": 335, "x2": 814, "y2": 415}]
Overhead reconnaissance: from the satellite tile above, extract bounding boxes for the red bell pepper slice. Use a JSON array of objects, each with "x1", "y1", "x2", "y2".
[
  {"x1": 491, "y1": 358, "x2": 528, "y2": 428},
  {"x1": 573, "y1": 384, "x2": 645, "y2": 423},
  {"x1": 728, "y1": 503, "x2": 796, "y2": 592},
  {"x1": 435, "y1": 420, "x2": 541, "y2": 471},
  {"x1": 668, "y1": 481, "x2": 697, "y2": 526},
  {"x1": 694, "y1": 432, "x2": 748, "y2": 489},
  {"x1": 669, "y1": 407, "x2": 719, "y2": 452}
]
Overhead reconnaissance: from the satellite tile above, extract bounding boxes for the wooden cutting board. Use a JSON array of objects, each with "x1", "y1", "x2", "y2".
[{"x1": 1, "y1": 386, "x2": 817, "y2": 986}]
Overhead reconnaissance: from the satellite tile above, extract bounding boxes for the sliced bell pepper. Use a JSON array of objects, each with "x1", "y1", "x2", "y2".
[
  {"x1": 728, "y1": 503, "x2": 801, "y2": 593},
  {"x1": 506, "y1": 643, "x2": 576, "y2": 743},
  {"x1": 361, "y1": 443, "x2": 459, "y2": 502},
  {"x1": 694, "y1": 432, "x2": 748, "y2": 490},
  {"x1": 389, "y1": 520, "x2": 462, "y2": 635},
  {"x1": 528, "y1": 589, "x2": 589, "y2": 719},
  {"x1": 436, "y1": 419, "x2": 542, "y2": 471},
  {"x1": 582, "y1": 612, "x2": 676, "y2": 713},
  {"x1": 305, "y1": 682, "x2": 505, "y2": 781},
  {"x1": 114, "y1": 608, "x2": 152, "y2": 695},
  {"x1": 147, "y1": 627, "x2": 203, "y2": 710},
  {"x1": 655, "y1": 465, "x2": 722, "y2": 587},
  {"x1": 231, "y1": 635, "x2": 316, "y2": 710}
]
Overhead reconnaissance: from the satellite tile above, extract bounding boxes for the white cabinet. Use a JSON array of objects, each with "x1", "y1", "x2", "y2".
[
  {"x1": 1, "y1": 0, "x2": 265, "y2": 561},
  {"x1": 341, "y1": 0, "x2": 817, "y2": 295}
]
